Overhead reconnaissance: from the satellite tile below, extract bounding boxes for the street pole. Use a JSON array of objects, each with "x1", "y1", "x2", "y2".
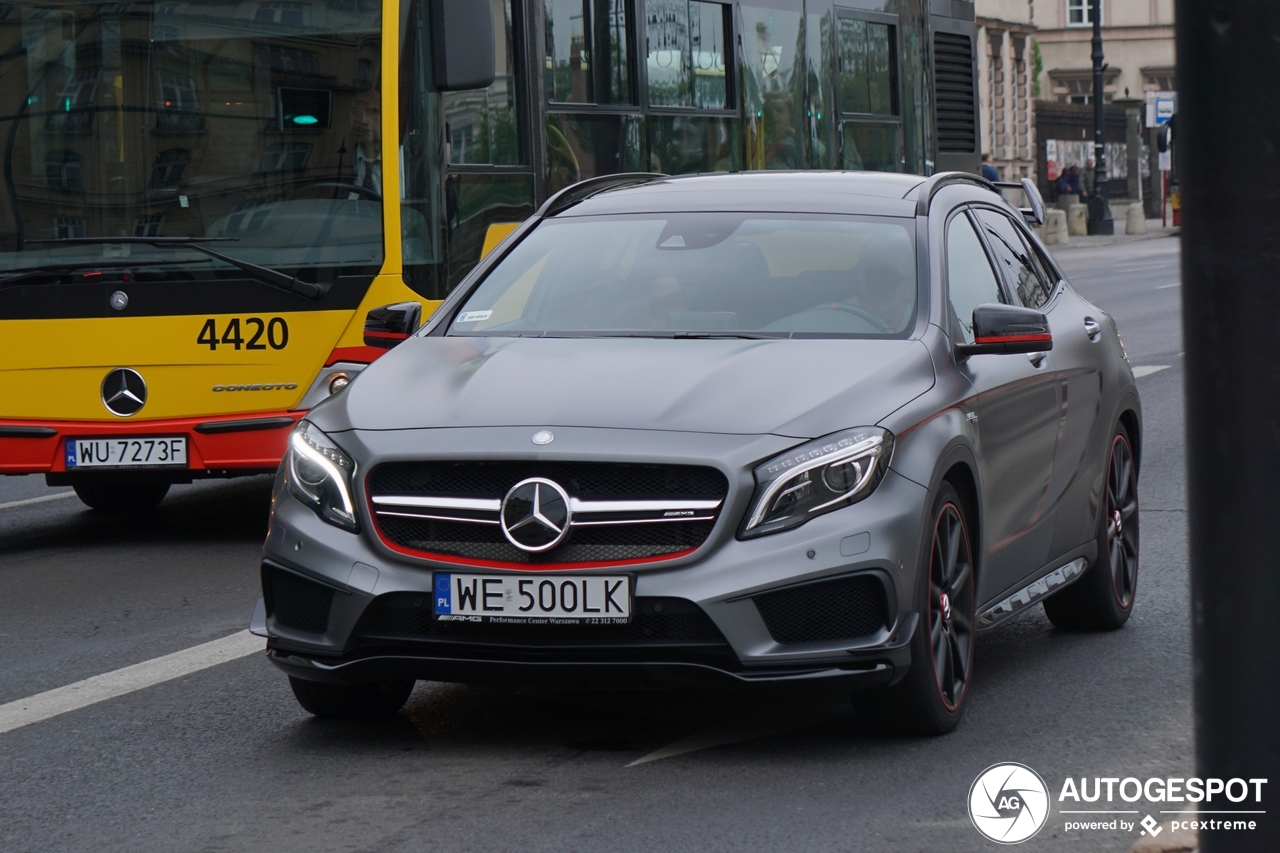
[
  {"x1": 1087, "y1": 0, "x2": 1114, "y2": 234},
  {"x1": 1178, "y1": 0, "x2": 1280, "y2": 849}
]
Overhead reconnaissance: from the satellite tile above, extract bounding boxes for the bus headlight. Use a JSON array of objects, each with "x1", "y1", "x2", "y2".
[
  {"x1": 286, "y1": 420, "x2": 359, "y2": 532},
  {"x1": 740, "y1": 428, "x2": 893, "y2": 538}
]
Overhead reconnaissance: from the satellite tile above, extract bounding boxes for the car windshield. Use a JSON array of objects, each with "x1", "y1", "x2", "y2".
[
  {"x1": 0, "y1": 0, "x2": 383, "y2": 273},
  {"x1": 447, "y1": 213, "x2": 918, "y2": 338}
]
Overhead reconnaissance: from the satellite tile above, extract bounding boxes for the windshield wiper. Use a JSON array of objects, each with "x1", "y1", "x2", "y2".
[
  {"x1": 672, "y1": 331, "x2": 788, "y2": 340},
  {"x1": 29, "y1": 237, "x2": 324, "y2": 299},
  {"x1": 0, "y1": 257, "x2": 212, "y2": 288}
]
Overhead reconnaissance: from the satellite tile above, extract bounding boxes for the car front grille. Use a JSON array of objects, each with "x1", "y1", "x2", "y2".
[
  {"x1": 265, "y1": 565, "x2": 335, "y2": 634},
  {"x1": 753, "y1": 574, "x2": 889, "y2": 644},
  {"x1": 367, "y1": 461, "x2": 728, "y2": 567}
]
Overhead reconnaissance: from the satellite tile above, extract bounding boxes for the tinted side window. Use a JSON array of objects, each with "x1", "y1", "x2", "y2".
[
  {"x1": 973, "y1": 209, "x2": 1051, "y2": 309},
  {"x1": 946, "y1": 211, "x2": 1004, "y2": 344}
]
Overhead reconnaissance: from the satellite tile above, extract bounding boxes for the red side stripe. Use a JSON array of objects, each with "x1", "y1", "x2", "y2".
[{"x1": 974, "y1": 333, "x2": 1052, "y2": 344}]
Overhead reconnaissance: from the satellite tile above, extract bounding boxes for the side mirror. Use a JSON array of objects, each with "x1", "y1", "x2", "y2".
[
  {"x1": 432, "y1": 0, "x2": 495, "y2": 91},
  {"x1": 957, "y1": 304, "x2": 1052, "y2": 357},
  {"x1": 364, "y1": 302, "x2": 422, "y2": 349}
]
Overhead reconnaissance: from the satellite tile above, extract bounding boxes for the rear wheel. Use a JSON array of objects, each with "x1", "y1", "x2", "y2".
[
  {"x1": 288, "y1": 676, "x2": 415, "y2": 719},
  {"x1": 875, "y1": 482, "x2": 976, "y2": 735},
  {"x1": 72, "y1": 481, "x2": 170, "y2": 513},
  {"x1": 1043, "y1": 423, "x2": 1139, "y2": 631}
]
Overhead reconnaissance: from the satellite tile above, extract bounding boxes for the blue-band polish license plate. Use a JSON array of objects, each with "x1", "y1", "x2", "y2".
[
  {"x1": 434, "y1": 573, "x2": 631, "y2": 624},
  {"x1": 65, "y1": 437, "x2": 188, "y2": 468}
]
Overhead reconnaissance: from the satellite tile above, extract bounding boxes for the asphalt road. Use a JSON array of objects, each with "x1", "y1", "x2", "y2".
[{"x1": 0, "y1": 235, "x2": 1191, "y2": 853}]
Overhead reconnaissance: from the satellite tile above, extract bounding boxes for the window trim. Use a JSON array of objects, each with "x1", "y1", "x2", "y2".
[
  {"x1": 543, "y1": 0, "x2": 640, "y2": 109},
  {"x1": 639, "y1": 0, "x2": 736, "y2": 116},
  {"x1": 942, "y1": 205, "x2": 1013, "y2": 343},
  {"x1": 833, "y1": 8, "x2": 902, "y2": 121},
  {"x1": 968, "y1": 204, "x2": 1058, "y2": 312}
]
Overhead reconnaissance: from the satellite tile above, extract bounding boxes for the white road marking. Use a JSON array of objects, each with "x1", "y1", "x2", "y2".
[
  {"x1": 0, "y1": 491, "x2": 76, "y2": 511},
  {"x1": 1156, "y1": 282, "x2": 1180, "y2": 289},
  {"x1": 1132, "y1": 365, "x2": 1171, "y2": 378},
  {"x1": 0, "y1": 630, "x2": 262, "y2": 735}
]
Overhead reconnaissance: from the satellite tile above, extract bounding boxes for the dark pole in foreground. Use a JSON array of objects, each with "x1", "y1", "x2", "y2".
[
  {"x1": 1178, "y1": 1, "x2": 1280, "y2": 850},
  {"x1": 1087, "y1": 0, "x2": 1113, "y2": 234}
]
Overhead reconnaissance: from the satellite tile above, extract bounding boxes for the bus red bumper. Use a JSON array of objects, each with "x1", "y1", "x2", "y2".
[{"x1": 0, "y1": 412, "x2": 302, "y2": 476}]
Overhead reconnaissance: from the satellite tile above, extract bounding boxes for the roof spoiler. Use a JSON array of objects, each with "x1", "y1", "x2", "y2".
[
  {"x1": 994, "y1": 178, "x2": 1047, "y2": 226},
  {"x1": 538, "y1": 172, "x2": 669, "y2": 218}
]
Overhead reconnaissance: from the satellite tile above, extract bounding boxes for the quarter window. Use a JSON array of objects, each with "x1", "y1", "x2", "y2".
[{"x1": 946, "y1": 212, "x2": 1005, "y2": 344}]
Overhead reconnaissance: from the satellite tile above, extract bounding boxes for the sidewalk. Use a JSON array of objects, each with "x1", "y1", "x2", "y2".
[{"x1": 1046, "y1": 219, "x2": 1180, "y2": 251}]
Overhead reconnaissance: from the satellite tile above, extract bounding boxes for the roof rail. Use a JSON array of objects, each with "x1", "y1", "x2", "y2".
[
  {"x1": 538, "y1": 172, "x2": 670, "y2": 218},
  {"x1": 993, "y1": 178, "x2": 1047, "y2": 226},
  {"x1": 910, "y1": 171, "x2": 995, "y2": 216}
]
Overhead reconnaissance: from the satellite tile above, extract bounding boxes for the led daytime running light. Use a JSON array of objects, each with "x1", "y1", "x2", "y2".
[
  {"x1": 290, "y1": 429, "x2": 355, "y2": 519},
  {"x1": 747, "y1": 436, "x2": 883, "y2": 530}
]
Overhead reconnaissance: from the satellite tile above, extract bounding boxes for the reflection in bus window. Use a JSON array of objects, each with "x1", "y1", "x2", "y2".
[
  {"x1": 544, "y1": 0, "x2": 632, "y2": 105},
  {"x1": 740, "y1": 5, "x2": 804, "y2": 170},
  {"x1": 645, "y1": 0, "x2": 729, "y2": 110},
  {"x1": 445, "y1": 0, "x2": 521, "y2": 166},
  {"x1": 0, "y1": 0, "x2": 383, "y2": 272}
]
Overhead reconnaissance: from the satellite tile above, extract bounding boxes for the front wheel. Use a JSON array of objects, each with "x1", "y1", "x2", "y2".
[
  {"x1": 875, "y1": 482, "x2": 976, "y2": 735},
  {"x1": 1043, "y1": 423, "x2": 1139, "y2": 631},
  {"x1": 288, "y1": 677, "x2": 415, "y2": 719},
  {"x1": 73, "y1": 481, "x2": 170, "y2": 513}
]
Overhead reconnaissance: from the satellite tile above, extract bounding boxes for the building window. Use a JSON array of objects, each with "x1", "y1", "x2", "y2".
[
  {"x1": 134, "y1": 214, "x2": 165, "y2": 237},
  {"x1": 256, "y1": 141, "x2": 312, "y2": 172},
  {"x1": 1143, "y1": 70, "x2": 1175, "y2": 92},
  {"x1": 46, "y1": 67, "x2": 101, "y2": 133},
  {"x1": 1050, "y1": 71, "x2": 1118, "y2": 104},
  {"x1": 1067, "y1": 0, "x2": 1100, "y2": 27},
  {"x1": 253, "y1": 43, "x2": 321, "y2": 75},
  {"x1": 255, "y1": 2, "x2": 308, "y2": 26},
  {"x1": 156, "y1": 71, "x2": 204, "y2": 132},
  {"x1": 544, "y1": 0, "x2": 632, "y2": 105},
  {"x1": 645, "y1": 0, "x2": 730, "y2": 109},
  {"x1": 44, "y1": 150, "x2": 83, "y2": 191},
  {"x1": 53, "y1": 215, "x2": 87, "y2": 239},
  {"x1": 148, "y1": 148, "x2": 190, "y2": 190}
]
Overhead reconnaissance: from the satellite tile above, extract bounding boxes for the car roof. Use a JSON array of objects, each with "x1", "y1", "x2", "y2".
[{"x1": 559, "y1": 171, "x2": 928, "y2": 219}]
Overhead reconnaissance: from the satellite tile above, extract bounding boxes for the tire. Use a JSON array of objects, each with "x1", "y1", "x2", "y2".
[
  {"x1": 1043, "y1": 423, "x2": 1139, "y2": 631},
  {"x1": 288, "y1": 676, "x2": 415, "y2": 719},
  {"x1": 73, "y1": 481, "x2": 170, "y2": 513},
  {"x1": 873, "y1": 481, "x2": 977, "y2": 736}
]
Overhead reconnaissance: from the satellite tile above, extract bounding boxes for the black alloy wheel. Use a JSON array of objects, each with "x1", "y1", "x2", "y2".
[
  {"x1": 869, "y1": 481, "x2": 975, "y2": 735},
  {"x1": 928, "y1": 499, "x2": 975, "y2": 712},
  {"x1": 1044, "y1": 422, "x2": 1140, "y2": 631}
]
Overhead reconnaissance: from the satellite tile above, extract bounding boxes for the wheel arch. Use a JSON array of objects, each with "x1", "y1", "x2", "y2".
[{"x1": 1117, "y1": 405, "x2": 1142, "y2": 473}]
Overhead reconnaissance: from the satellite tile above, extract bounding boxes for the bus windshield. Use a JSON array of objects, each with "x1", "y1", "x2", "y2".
[{"x1": 0, "y1": 0, "x2": 383, "y2": 273}]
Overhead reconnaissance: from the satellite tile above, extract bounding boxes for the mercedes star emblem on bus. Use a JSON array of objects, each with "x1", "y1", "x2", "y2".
[
  {"x1": 500, "y1": 478, "x2": 571, "y2": 552},
  {"x1": 101, "y1": 368, "x2": 147, "y2": 417}
]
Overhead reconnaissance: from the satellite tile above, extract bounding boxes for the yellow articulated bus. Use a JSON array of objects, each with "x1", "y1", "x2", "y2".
[{"x1": 0, "y1": 0, "x2": 979, "y2": 511}]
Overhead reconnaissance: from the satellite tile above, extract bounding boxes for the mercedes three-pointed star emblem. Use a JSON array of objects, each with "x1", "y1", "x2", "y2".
[
  {"x1": 500, "y1": 478, "x2": 572, "y2": 552},
  {"x1": 101, "y1": 367, "x2": 147, "y2": 417}
]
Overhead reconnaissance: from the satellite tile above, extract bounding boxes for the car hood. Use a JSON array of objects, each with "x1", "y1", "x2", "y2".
[{"x1": 330, "y1": 336, "x2": 935, "y2": 439}]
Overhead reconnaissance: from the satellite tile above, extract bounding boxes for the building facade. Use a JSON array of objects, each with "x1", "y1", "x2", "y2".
[
  {"x1": 1035, "y1": 0, "x2": 1175, "y2": 104},
  {"x1": 975, "y1": 0, "x2": 1038, "y2": 182}
]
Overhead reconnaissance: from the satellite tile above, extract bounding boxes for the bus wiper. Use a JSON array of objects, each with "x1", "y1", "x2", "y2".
[
  {"x1": 30, "y1": 237, "x2": 324, "y2": 300},
  {"x1": 0, "y1": 257, "x2": 212, "y2": 288}
]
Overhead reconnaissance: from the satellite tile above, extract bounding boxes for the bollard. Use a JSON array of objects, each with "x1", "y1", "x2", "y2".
[
  {"x1": 1067, "y1": 203, "x2": 1089, "y2": 236},
  {"x1": 1125, "y1": 203, "x2": 1147, "y2": 235},
  {"x1": 1041, "y1": 209, "x2": 1070, "y2": 245}
]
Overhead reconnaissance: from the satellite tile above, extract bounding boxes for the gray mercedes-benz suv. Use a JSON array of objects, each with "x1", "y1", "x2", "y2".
[{"x1": 253, "y1": 171, "x2": 1141, "y2": 734}]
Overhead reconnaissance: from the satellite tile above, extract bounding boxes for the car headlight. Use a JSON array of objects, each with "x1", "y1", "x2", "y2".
[
  {"x1": 286, "y1": 420, "x2": 359, "y2": 532},
  {"x1": 740, "y1": 427, "x2": 893, "y2": 538}
]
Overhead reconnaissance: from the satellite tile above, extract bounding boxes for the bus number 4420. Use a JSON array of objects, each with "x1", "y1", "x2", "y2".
[{"x1": 197, "y1": 317, "x2": 288, "y2": 351}]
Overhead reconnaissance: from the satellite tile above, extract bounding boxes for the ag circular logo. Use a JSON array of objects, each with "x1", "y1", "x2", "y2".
[
  {"x1": 101, "y1": 367, "x2": 147, "y2": 417},
  {"x1": 968, "y1": 763, "x2": 1050, "y2": 844},
  {"x1": 500, "y1": 478, "x2": 571, "y2": 552}
]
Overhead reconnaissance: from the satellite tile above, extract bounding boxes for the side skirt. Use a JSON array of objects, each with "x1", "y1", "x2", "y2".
[{"x1": 977, "y1": 557, "x2": 1089, "y2": 630}]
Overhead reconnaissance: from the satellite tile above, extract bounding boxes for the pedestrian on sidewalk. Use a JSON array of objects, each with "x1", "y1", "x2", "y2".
[
  {"x1": 1082, "y1": 160, "x2": 1095, "y2": 198},
  {"x1": 981, "y1": 153, "x2": 1000, "y2": 183}
]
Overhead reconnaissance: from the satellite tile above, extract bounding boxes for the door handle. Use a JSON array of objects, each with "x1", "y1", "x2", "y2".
[
  {"x1": 1084, "y1": 317, "x2": 1102, "y2": 341},
  {"x1": 1027, "y1": 351, "x2": 1048, "y2": 368}
]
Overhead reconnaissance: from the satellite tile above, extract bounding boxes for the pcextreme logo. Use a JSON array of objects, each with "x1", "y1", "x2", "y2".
[{"x1": 968, "y1": 764, "x2": 1268, "y2": 844}]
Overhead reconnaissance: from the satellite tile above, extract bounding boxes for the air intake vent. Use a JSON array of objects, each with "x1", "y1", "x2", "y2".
[
  {"x1": 753, "y1": 574, "x2": 888, "y2": 644},
  {"x1": 934, "y1": 32, "x2": 977, "y2": 153},
  {"x1": 266, "y1": 566, "x2": 335, "y2": 634}
]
